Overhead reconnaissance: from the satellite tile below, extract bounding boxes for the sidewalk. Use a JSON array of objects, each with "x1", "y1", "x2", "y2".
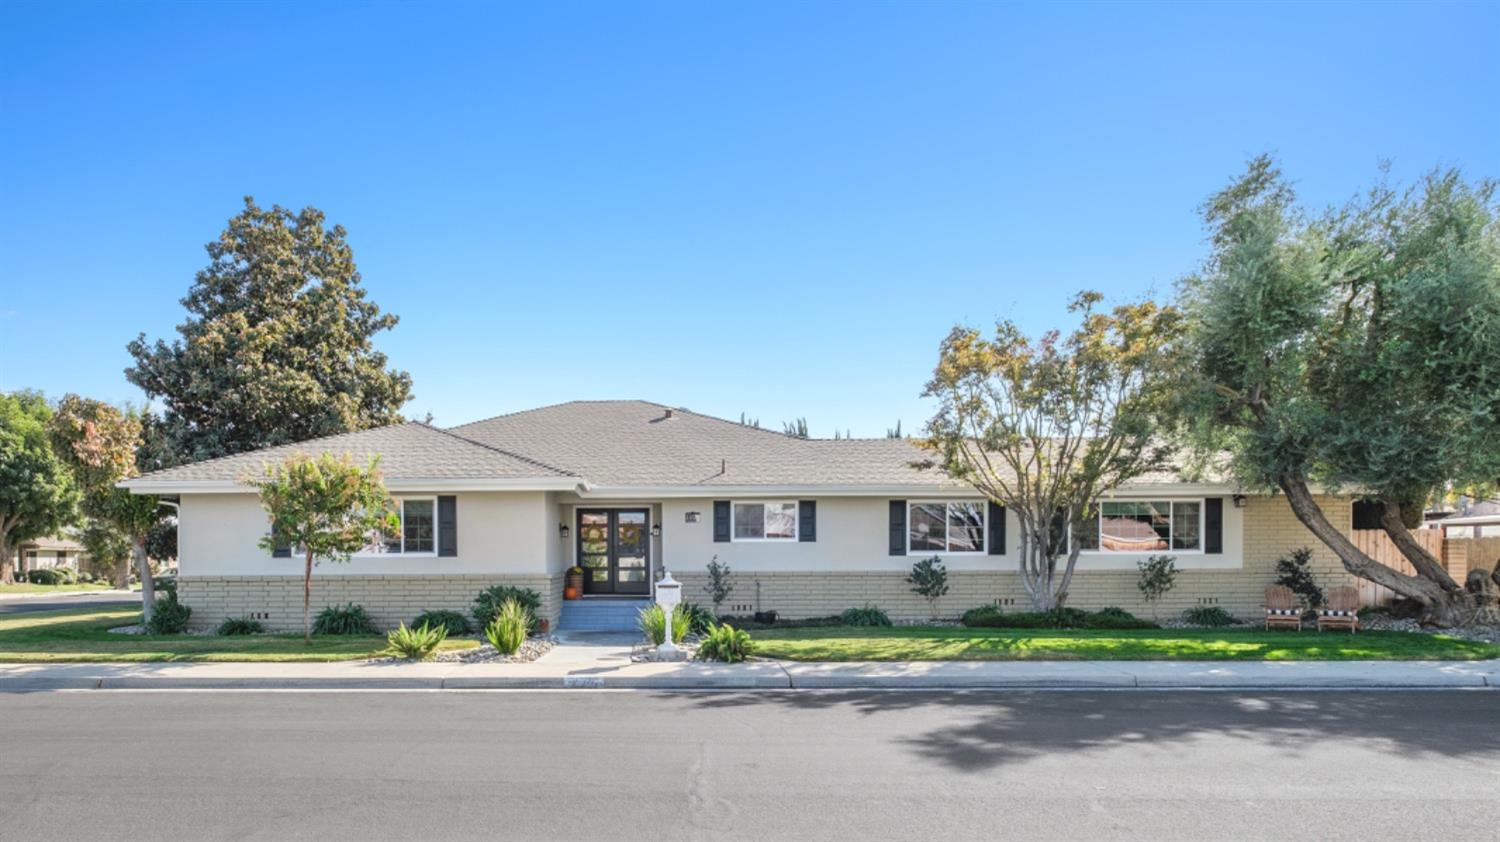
[{"x1": 2, "y1": 657, "x2": 1496, "y2": 692}]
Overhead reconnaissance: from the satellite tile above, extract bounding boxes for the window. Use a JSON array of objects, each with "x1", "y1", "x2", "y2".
[
  {"x1": 359, "y1": 497, "x2": 436, "y2": 556},
  {"x1": 732, "y1": 501, "x2": 798, "y2": 541},
  {"x1": 1077, "y1": 500, "x2": 1202, "y2": 553},
  {"x1": 908, "y1": 501, "x2": 986, "y2": 553}
]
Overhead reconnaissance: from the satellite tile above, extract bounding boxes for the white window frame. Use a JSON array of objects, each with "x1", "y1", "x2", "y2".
[
  {"x1": 354, "y1": 496, "x2": 438, "y2": 558},
  {"x1": 730, "y1": 500, "x2": 800, "y2": 542},
  {"x1": 1078, "y1": 498, "x2": 1205, "y2": 555},
  {"x1": 907, "y1": 500, "x2": 988, "y2": 555}
]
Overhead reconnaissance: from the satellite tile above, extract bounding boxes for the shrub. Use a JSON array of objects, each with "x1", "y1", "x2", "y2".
[
  {"x1": 386, "y1": 621, "x2": 448, "y2": 660},
  {"x1": 485, "y1": 598, "x2": 530, "y2": 655},
  {"x1": 1181, "y1": 605, "x2": 1236, "y2": 627},
  {"x1": 906, "y1": 556, "x2": 949, "y2": 618},
  {"x1": 697, "y1": 623, "x2": 754, "y2": 663},
  {"x1": 705, "y1": 556, "x2": 734, "y2": 611},
  {"x1": 26, "y1": 568, "x2": 64, "y2": 585},
  {"x1": 410, "y1": 610, "x2": 471, "y2": 636},
  {"x1": 678, "y1": 601, "x2": 715, "y2": 636},
  {"x1": 1274, "y1": 547, "x2": 1324, "y2": 608},
  {"x1": 839, "y1": 603, "x2": 892, "y2": 627},
  {"x1": 216, "y1": 617, "x2": 265, "y2": 636},
  {"x1": 146, "y1": 591, "x2": 192, "y2": 634},
  {"x1": 960, "y1": 605, "x2": 1154, "y2": 629},
  {"x1": 638, "y1": 603, "x2": 690, "y2": 645},
  {"x1": 51, "y1": 566, "x2": 78, "y2": 584},
  {"x1": 1081, "y1": 606, "x2": 1157, "y2": 629},
  {"x1": 153, "y1": 576, "x2": 178, "y2": 595},
  {"x1": 473, "y1": 585, "x2": 541, "y2": 632},
  {"x1": 77, "y1": 571, "x2": 96, "y2": 583},
  {"x1": 312, "y1": 603, "x2": 380, "y2": 635},
  {"x1": 1136, "y1": 554, "x2": 1178, "y2": 620}
]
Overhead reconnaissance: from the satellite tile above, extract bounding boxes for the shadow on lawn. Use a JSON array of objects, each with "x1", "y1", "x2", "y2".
[{"x1": 684, "y1": 689, "x2": 1500, "y2": 772}]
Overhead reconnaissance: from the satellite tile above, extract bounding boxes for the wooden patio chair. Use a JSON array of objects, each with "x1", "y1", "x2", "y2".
[
  {"x1": 1264, "y1": 585, "x2": 1302, "y2": 631},
  {"x1": 1317, "y1": 585, "x2": 1360, "y2": 633}
]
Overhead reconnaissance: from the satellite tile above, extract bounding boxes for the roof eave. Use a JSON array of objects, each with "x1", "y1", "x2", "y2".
[{"x1": 118, "y1": 477, "x2": 585, "y2": 494}]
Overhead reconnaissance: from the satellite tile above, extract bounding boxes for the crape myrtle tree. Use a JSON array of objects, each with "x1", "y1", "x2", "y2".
[
  {"x1": 251, "y1": 453, "x2": 398, "y2": 643},
  {"x1": 1177, "y1": 157, "x2": 1500, "y2": 625},
  {"x1": 921, "y1": 292, "x2": 1185, "y2": 612},
  {"x1": 0, "y1": 391, "x2": 79, "y2": 584},
  {"x1": 126, "y1": 197, "x2": 414, "y2": 464},
  {"x1": 48, "y1": 395, "x2": 166, "y2": 616}
]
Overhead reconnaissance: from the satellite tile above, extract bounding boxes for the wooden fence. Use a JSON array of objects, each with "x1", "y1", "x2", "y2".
[{"x1": 1349, "y1": 529, "x2": 1494, "y2": 606}]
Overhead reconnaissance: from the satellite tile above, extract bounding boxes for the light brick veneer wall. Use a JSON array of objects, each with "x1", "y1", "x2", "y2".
[
  {"x1": 674, "y1": 495, "x2": 1359, "y2": 621},
  {"x1": 179, "y1": 574, "x2": 565, "y2": 632}
]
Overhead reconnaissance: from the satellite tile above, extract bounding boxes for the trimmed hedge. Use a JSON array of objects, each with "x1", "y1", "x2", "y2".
[{"x1": 961, "y1": 605, "x2": 1157, "y2": 630}]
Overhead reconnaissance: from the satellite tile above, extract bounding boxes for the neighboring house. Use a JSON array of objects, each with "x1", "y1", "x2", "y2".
[
  {"x1": 16, "y1": 536, "x2": 86, "y2": 573},
  {"x1": 121, "y1": 400, "x2": 1365, "y2": 631}
]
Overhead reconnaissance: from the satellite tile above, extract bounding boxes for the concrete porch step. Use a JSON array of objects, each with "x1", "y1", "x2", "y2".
[{"x1": 558, "y1": 599, "x2": 651, "y2": 632}]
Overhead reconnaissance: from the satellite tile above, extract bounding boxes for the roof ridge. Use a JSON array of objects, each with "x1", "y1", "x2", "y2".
[
  {"x1": 131, "y1": 421, "x2": 422, "y2": 481},
  {"x1": 416, "y1": 423, "x2": 577, "y2": 478},
  {"x1": 667, "y1": 406, "x2": 821, "y2": 443},
  {"x1": 448, "y1": 399, "x2": 661, "y2": 430}
]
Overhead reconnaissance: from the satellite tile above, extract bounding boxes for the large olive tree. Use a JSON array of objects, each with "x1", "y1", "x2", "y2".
[
  {"x1": 922, "y1": 292, "x2": 1185, "y2": 611},
  {"x1": 1177, "y1": 157, "x2": 1500, "y2": 625}
]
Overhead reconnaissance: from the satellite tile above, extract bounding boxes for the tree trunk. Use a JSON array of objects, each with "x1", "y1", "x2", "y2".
[
  {"x1": 0, "y1": 537, "x2": 13, "y2": 585},
  {"x1": 114, "y1": 554, "x2": 131, "y2": 590},
  {"x1": 135, "y1": 536, "x2": 155, "y2": 625},
  {"x1": 303, "y1": 550, "x2": 314, "y2": 645},
  {"x1": 1278, "y1": 476, "x2": 1476, "y2": 626}
]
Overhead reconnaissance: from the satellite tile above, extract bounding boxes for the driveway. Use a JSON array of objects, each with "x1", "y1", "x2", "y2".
[{"x1": 0, "y1": 689, "x2": 1494, "y2": 841}]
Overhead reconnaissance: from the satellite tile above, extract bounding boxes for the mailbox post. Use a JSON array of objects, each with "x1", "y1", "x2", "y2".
[{"x1": 654, "y1": 569, "x2": 682, "y2": 655}]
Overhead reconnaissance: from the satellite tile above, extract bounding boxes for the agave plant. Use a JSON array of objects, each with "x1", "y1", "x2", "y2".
[
  {"x1": 385, "y1": 621, "x2": 448, "y2": 660},
  {"x1": 485, "y1": 598, "x2": 531, "y2": 655}
]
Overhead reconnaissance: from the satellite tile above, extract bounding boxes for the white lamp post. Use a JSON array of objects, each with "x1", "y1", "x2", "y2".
[{"x1": 655, "y1": 569, "x2": 682, "y2": 656}]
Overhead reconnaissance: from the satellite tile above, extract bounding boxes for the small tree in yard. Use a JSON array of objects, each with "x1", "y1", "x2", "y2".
[
  {"x1": 48, "y1": 395, "x2": 165, "y2": 618},
  {"x1": 251, "y1": 453, "x2": 397, "y2": 643},
  {"x1": 1135, "y1": 554, "x2": 1178, "y2": 621},
  {"x1": 907, "y1": 556, "x2": 950, "y2": 619},
  {"x1": 922, "y1": 292, "x2": 1184, "y2": 612},
  {"x1": 705, "y1": 556, "x2": 734, "y2": 614},
  {"x1": 1176, "y1": 157, "x2": 1500, "y2": 625},
  {"x1": 0, "y1": 391, "x2": 79, "y2": 584},
  {"x1": 1274, "y1": 547, "x2": 1324, "y2": 609}
]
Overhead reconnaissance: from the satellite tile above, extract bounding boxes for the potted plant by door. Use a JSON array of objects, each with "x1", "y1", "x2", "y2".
[{"x1": 564, "y1": 565, "x2": 584, "y2": 600}]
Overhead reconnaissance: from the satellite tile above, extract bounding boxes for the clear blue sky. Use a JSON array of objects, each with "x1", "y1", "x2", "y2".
[{"x1": 2, "y1": 1, "x2": 1496, "y2": 437}]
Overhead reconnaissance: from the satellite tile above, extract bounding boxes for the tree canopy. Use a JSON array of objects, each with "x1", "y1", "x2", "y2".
[
  {"x1": 0, "y1": 391, "x2": 79, "y2": 583},
  {"x1": 126, "y1": 198, "x2": 414, "y2": 463},
  {"x1": 1177, "y1": 157, "x2": 1500, "y2": 623}
]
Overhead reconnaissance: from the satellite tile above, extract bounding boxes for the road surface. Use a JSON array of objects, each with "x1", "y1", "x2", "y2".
[
  {"x1": 0, "y1": 689, "x2": 1494, "y2": 841},
  {"x1": 0, "y1": 590, "x2": 138, "y2": 615}
]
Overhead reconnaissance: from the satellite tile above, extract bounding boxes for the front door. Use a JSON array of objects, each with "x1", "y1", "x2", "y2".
[{"x1": 577, "y1": 509, "x2": 651, "y2": 596}]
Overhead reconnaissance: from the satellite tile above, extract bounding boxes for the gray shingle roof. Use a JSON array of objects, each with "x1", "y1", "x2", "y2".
[
  {"x1": 127, "y1": 422, "x2": 574, "y2": 485},
  {"x1": 448, "y1": 400, "x2": 956, "y2": 488}
]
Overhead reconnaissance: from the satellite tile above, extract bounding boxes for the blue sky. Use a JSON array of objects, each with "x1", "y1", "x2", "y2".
[{"x1": 2, "y1": 1, "x2": 1496, "y2": 437}]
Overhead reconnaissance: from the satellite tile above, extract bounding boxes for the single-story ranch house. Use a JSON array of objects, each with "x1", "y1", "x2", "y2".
[{"x1": 122, "y1": 400, "x2": 1363, "y2": 631}]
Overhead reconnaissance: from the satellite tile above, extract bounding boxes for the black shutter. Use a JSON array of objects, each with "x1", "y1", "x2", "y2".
[
  {"x1": 799, "y1": 500, "x2": 816, "y2": 542},
  {"x1": 271, "y1": 529, "x2": 291, "y2": 558},
  {"x1": 987, "y1": 501, "x2": 1006, "y2": 555},
  {"x1": 438, "y1": 495, "x2": 458, "y2": 557},
  {"x1": 889, "y1": 500, "x2": 907, "y2": 556},
  {"x1": 1204, "y1": 497, "x2": 1224, "y2": 554},
  {"x1": 713, "y1": 500, "x2": 731, "y2": 543}
]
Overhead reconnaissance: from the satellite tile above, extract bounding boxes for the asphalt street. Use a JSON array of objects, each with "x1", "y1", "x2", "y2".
[
  {"x1": 0, "y1": 689, "x2": 1495, "y2": 841},
  {"x1": 0, "y1": 591, "x2": 138, "y2": 615}
]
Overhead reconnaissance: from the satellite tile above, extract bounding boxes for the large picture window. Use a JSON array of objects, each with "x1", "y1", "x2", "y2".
[
  {"x1": 1076, "y1": 500, "x2": 1201, "y2": 553},
  {"x1": 732, "y1": 501, "x2": 798, "y2": 541},
  {"x1": 359, "y1": 497, "x2": 436, "y2": 556},
  {"x1": 908, "y1": 501, "x2": 985, "y2": 553}
]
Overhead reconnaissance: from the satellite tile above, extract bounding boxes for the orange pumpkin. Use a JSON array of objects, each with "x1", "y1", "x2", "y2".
[{"x1": 564, "y1": 586, "x2": 581, "y2": 600}]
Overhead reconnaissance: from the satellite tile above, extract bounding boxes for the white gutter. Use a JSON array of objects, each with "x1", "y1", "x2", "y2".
[{"x1": 117, "y1": 477, "x2": 586, "y2": 494}]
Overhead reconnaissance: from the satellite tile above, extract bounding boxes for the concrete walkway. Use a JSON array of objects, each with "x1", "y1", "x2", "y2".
[{"x1": 2, "y1": 642, "x2": 1497, "y2": 691}]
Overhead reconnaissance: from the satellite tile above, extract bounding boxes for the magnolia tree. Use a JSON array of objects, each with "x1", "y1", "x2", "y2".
[
  {"x1": 251, "y1": 453, "x2": 397, "y2": 642},
  {"x1": 922, "y1": 292, "x2": 1184, "y2": 612},
  {"x1": 0, "y1": 391, "x2": 79, "y2": 584},
  {"x1": 48, "y1": 395, "x2": 165, "y2": 615},
  {"x1": 1177, "y1": 157, "x2": 1500, "y2": 625}
]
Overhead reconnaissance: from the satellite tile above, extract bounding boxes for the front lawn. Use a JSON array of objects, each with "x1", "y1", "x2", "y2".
[
  {"x1": 0, "y1": 608, "x2": 481, "y2": 663},
  {"x1": 752, "y1": 625, "x2": 1500, "y2": 662},
  {"x1": 0, "y1": 582, "x2": 121, "y2": 595}
]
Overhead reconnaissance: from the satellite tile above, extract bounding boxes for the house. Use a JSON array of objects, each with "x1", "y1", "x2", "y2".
[
  {"x1": 121, "y1": 400, "x2": 1364, "y2": 631},
  {"x1": 16, "y1": 536, "x2": 86, "y2": 573}
]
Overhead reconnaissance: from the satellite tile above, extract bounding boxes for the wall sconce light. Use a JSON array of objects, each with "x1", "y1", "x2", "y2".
[
  {"x1": 684, "y1": 511, "x2": 701, "y2": 524},
  {"x1": 1232, "y1": 494, "x2": 1247, "y2": 509},
  {"x1": 559, "y1": 523, "x2": 570, "y2": 540},
  {"x1": 651, "y1": 523, "x2": 662, "y2": 537}
]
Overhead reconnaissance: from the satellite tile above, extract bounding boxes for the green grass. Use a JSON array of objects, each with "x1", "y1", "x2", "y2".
[
  {"x1": 0, "y1": 582, "x2": 120, "y2": 594},
  {"x1": 752, "y1": 625, "x2": 1500, "y2": 662},
  {"x1": 0, "y1": 608, "x2": 481, "y2": 663}
]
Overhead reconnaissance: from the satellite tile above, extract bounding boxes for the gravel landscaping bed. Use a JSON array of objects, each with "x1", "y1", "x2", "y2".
[
  {"x1": 1360, "y1": 615, "x2": 1500, "y2": 645},
  {"x1": 107, "y1": 624, "x2": 218, "y2": 636},
  {"x1": 427, "y1": 635, "x2": 556, "y2": 663},
  {"x1": 631, "y1": 633, "x2": 702, "y2": 662}
]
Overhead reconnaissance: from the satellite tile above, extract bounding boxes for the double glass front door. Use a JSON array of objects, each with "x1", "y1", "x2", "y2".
[{"x1": 577, "y1": 509, "x2": 650, "y2": 595}]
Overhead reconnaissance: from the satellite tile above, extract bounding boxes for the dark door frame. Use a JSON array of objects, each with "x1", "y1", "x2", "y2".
[{"x1": 575, "y1": 507, "x2": 651, "y2": 597}]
